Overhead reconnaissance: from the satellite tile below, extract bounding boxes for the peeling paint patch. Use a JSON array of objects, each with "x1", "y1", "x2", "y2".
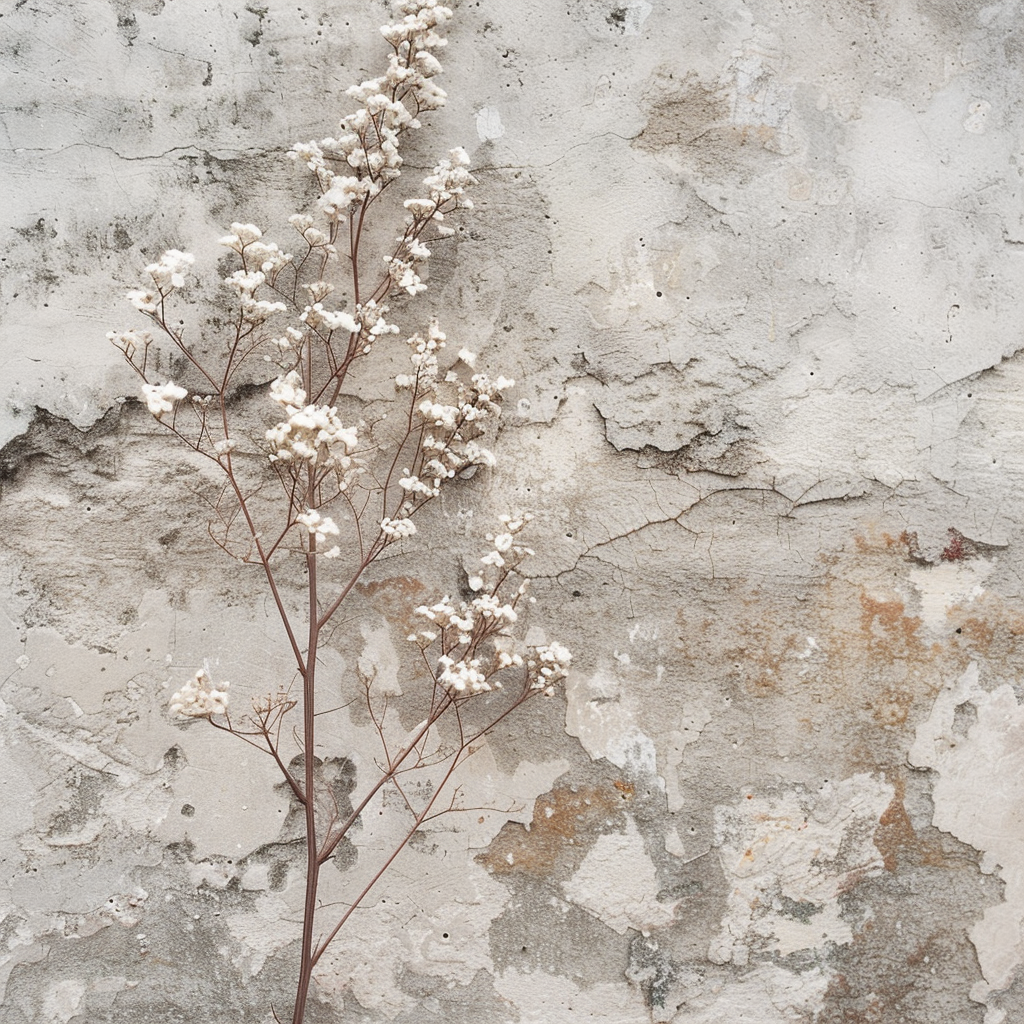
[
  {"x1": 909, "y1": 662, "x2": 1024, "y2": 1021},
  {"x1": 479, "y1": 780, "x2": 629, "y2": 878},
  {"x1": 475, "y1": 107, "x2": 505, "y2": 141},
  {"x1": 312, "y1": 860, "x2": 507, "y2": 1017},
  {"x1": 708, "y1": 774, "x2": 893, "y2": 969},
  {"x1": 41, "y1": 979, "x2": 86, "y2": 1024},
  {"x1": 910, "y1": 558, "x2": 994, "y2": 632},
  {"x1": 494, "y1": 967, "x2": 650, "y2": 1023},
  {"x1": 562, "y1": 817, "x2": 675, "y2": 934},
  {"x1": 673, "y1": 964, "x2": 830, "y2": 1024},
  {"x1": 564, "y1": 668, "x2": 657, "y2": 774}
]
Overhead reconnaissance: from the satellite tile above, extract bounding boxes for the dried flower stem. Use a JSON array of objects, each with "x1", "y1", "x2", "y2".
[{"x1": 110, "y1": 4, "x2": 569, "y2": 1022}]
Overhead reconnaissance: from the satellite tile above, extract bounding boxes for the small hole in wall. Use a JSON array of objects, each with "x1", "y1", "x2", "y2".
[
  {"x1": 656, "y1": 291, "x2": 663, "y2": 297},
  {"x1": 441, "y1": 932, "x2": 450, "y2": 940},
  {"x1": 955, "y1": 627, "x2": 962, "y2": 634},
  {"x1": 181, "y1": 804, "x2": 195, "y2": 817}
]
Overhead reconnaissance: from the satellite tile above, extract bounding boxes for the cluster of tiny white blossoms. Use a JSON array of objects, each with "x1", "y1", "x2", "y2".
[
  {"x1": 291, "y1": 1, "x2": 453, "y2": 216},
  {"x1": 169, "y1": 668, "x2": 230, "y2": 718},
  {"x1": 526, "y1": 642, "x2": 573, "y2": 695},
  {"x1": 106, "y1": 328, "x2": 152, "y2": 356},
  {"x1": 141, "y1": 380, "x2": 188, "y2": 419},
  {"x1": 126, "y1": 249, "x2": 194, "y2": 313},
  {"x1": 409, "y1": 517, "x2": 571, "y2": 696},
  {"x1": 216, "y1": 224, "x2": 293, "y2": 323},
  {"x1": 402, "y1": 146, "x2": 475, "y2": 230},
  {"x1": 381, "y1": 516, "x2": 417, "y2": 539},
  {"x1": 392, "y1": 321, "x2": 512, "y2": 514},
  {"x1": 296, "y1": 508, "x2": 341, "y2": 559},
  {"x1": 385, "y1": 146, "x2": 477, "y2": 295},
  {"x1": 266, "y1": 371, "x2": 359, "y2": 478}
]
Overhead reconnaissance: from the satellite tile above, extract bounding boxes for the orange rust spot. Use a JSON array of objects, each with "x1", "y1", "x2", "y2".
[
  {"x1": 853, "y1": 528, "x2": 921, "y2": 559},
  {"x1": 355, "y1": 575, "x2": 430, "y2": 632},
  {"x1": 476, "y1": 783, "x2": 625, "y2": 878},
  {"x1": 873, "y1": 770, "x2": 958, "y2": 871},
  {"x1": 876, "y1": 780, "x2": 914, "y2": 873},
  {"x1": 356, "y1": 575, "x2": 428, "y2": 603},
  {"x1": 859, "y1": 593, "x2": 924, "y2": 657},
  {"x1": 613, "y1": 780, "x2": 634, "y2": 800}
]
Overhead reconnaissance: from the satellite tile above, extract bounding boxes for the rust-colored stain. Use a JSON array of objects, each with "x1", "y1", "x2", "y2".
[
  {"x1": 858, "y1": 593, "x2": 926, "y2": 661},
  {"x1": 356, "y1": 574, "x2": 429, "y2": 603},
  {"x1": 953, "y1": 595, "x2": 1024, "y2": 667},
  {"x1": 874, "y1": 770, "x2": 963, "y2": 872},
  {"x1": 875, "y1": 776, "x2": 914, "y2": 872},
  {"x1": 355, "y1": 575, "x2": 429, "y2": 632},
  {"x1": 477, "y1": 782, "x2": 628, "y2": 878}
]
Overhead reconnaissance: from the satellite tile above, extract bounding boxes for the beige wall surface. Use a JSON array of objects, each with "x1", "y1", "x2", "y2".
[{"x1": 2, "y1": 1, "x2": 1023, "y2": 1022}]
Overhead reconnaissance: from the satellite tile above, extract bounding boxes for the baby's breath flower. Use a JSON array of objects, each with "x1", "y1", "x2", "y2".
[
  {"x1": 436, "y1": 654, "x2": 491, "y2": 694},
  {"x1": 266, "y1": 373, "x2": 359, "y2": 475},
  {"x1": 142, "y1": 381, "x2": 188, "y2": 418},
  {"x1": 296, "y1": 509, "x2": 342, "y2": 558},
  {"x1": 381, "y1": 516, "x2": 417, "y2": 539},
  {"x1": 528, "y1": 642, "x2": 572, "y2": 695},
  {"x1": 127, "y1": 289, "x2": 158, "y2": 313},
  {"x1": 145, "y1": 249, "x2": 195, "y2": 292},
  {"x1": 107, "y1": 329, "x2": 152, "y2": 354},
  {"x1": 170, "y1": 668, "x2": 230, "y2": 718},
  {"x1": 218, "y1": 223, "x2": 263, "y2": 248},
  {"x1": 297, "y1": 509, "x2": 340, "y2": 538}
]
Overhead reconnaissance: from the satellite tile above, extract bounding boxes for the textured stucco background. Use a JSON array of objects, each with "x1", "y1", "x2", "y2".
[{"x1": 2, "y1": 0, "x2": 1024, "y2": 1021}]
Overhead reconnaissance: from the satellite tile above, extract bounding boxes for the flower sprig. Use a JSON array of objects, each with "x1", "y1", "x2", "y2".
[{"x1": 409, "y1": 517, "x2": 572, "y2": 697}]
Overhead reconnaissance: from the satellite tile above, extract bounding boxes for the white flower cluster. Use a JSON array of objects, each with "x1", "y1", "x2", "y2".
[
  {"x1": 106, "y1": 328, "x2": 152, "y2": 355},
  {"x1": 216, "y1": 227, "x2": 290, "y2": 323},
  {"x1": 289, "y1": 1, "x2": 453, "y2": 218},
  {"x1": 271, "y1": 326, "x2": 305, "y2": 352},
  {"x1": 355, "y1": 301, "x2": 401, "y2": 350},
  {"x1": 266, "y1": 371, "x2": 359, "y2": 476},
  {"x1": 218, "y1": 222, "x2": 293, "y2": 278},
  {"x1": 392, "y1": 322, "x2": 513, "y2": 512},
  {"x1": 301, "y1": 303, "x2": 360, "y2": 336},
  {"x1": 170, "y1": 668, "x2": 230, "y2": 717},
  {"x1": 403, "y1": 147, "x2": 475, "y2": 230},
  {"x1": 297, "y1": 508, "x2": 341, "y2": 558},
  {"x1": 407, "y1": 517, "x2": 569, "y2": 697},
  {"x1": 127, "y1": 249, "x2": 195, "y2": 312},
  {"x1": 436, "y1": 654, "x2": 489, "y2": 694},
  {"x1": 288, "y1": 213, "x2": 335, "y2": 254},
  {"x1": 381, "y1": 516, "x2": 417, "y2": 540},
  {"x1": 527, "y1": 643, "x2": 573, "y2": 695},
  {"x1": 141, "y1": 380, "x2": 188, "y2": 419},
  {"x1": 385, "y1": 237, "x2": 431, "y2": 296}
]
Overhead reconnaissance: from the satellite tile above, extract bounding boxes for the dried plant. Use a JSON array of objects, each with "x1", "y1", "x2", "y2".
[{"x1": 108, "y1": 3, "x2": 569, "y2": 1020}]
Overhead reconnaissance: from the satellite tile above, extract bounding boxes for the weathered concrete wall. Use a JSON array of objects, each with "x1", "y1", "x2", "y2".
[{"x1": 2, "y1": 0, "x2": 1023, "y2": 1021}]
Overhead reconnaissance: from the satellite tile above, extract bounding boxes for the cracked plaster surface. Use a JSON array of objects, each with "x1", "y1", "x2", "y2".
[{"x1": 2, "y1": 0, "x2": 1024, "y2": 1021}]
